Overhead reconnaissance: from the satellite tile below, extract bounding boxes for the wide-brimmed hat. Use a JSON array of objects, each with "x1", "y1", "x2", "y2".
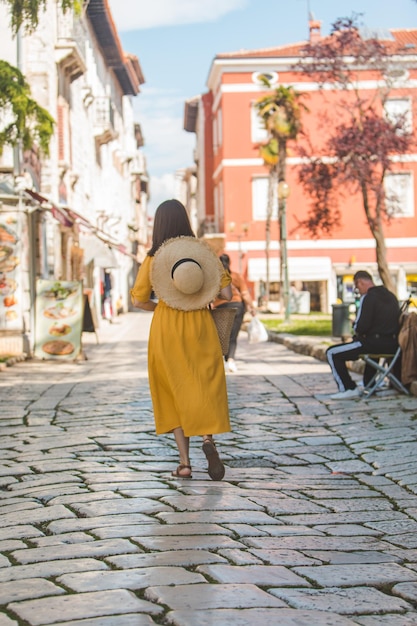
[{"x1": 151, "y1": 236, "x2": 223, "y2": 311}]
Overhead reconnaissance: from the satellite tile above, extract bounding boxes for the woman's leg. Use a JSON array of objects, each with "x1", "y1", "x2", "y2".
[
  {"x1": 226, "y1": 302, "x2": 244, "y2": 361},
  {"x1": 172, "y1": 427, "x2": 191, "y2": 476},
  {"x1": 202, "y1": 434, "x2": 225, "y2": 481}
]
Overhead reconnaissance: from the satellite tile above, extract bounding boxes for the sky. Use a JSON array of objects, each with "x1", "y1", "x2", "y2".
[{"x1": 107, "y1": 0, "x2": 416, "y2": 214}]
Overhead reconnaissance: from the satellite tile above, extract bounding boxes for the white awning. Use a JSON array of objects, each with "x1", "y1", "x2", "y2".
[
  {"x1": 248, "y1": 256, "x2": 332, "y2": 282},
  {"x1": 79, "y1": 235, "x2": 119, "y2": 268}
]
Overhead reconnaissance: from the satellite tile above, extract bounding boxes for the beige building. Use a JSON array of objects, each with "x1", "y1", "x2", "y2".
[{"x1": 0, "y1": 0, "x2": 149, "y2": 356}]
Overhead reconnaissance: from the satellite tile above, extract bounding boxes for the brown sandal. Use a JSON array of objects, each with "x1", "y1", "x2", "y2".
[
  {"x1": 202, "y1": 439, "x2": 225, "y2": 481},
  {"x1": 171, "y1": 464, "x2": 192, "y2": 478}
]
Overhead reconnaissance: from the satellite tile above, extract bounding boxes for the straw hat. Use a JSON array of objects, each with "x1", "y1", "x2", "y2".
[{"x1": 151, "y1": 236, "x2": 223, "y2": 311}]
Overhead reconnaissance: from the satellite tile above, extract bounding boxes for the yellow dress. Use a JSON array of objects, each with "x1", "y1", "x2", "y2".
[{"x1": 131, "y1": 255, "x2": 231, "y2": 437}]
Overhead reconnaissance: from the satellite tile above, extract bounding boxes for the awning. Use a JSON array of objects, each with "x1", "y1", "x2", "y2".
[
  {"x1": 24, "y1": 189, "x2": 136, "y2": 260},
  {"x1": 79, "y1": 234, "x2": 119, "y2": 268},
  {"x1": 248, "y1": 256, "x2": 332, "y2": 282}
]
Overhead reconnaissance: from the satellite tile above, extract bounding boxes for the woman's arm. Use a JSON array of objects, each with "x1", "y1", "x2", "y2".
[{"x1": 132, "y1": 299, "x2": 157, "y2": 311}]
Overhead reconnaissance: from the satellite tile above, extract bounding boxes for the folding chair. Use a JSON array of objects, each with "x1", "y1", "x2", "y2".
[
  {"x1": 360, "y1": 346, "x2": 409, "y2": 397},
  {"x1": 359, "y1": 297, "x2": 411, "y2": 398}
]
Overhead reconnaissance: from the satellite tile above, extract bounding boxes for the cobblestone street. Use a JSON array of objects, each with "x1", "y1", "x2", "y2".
[{"x1": 1, "y1": 312, "x2": 417, "y2": 625}]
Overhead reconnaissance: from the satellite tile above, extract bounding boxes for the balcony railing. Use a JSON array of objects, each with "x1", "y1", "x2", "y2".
[
  {"x1": 93, "y1": 98, "x2": 117, "y2": 144},
  {"x1": 55, "y1": 12, "x2": 86, "y2": 81}
]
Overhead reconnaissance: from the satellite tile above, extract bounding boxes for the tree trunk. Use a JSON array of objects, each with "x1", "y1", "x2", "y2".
[
  {"x1": 265, "y1": 168, "x2": 277, "y2": 308},
  {"x1": 372, "y1": 226, "x2": 396, "y2": 294},
  {"x1": 277, "y1": 139, "x2": 287, "y2": 315},
  {"x1": 361, "y1": 182, "x2": 395, "y2": 294}
]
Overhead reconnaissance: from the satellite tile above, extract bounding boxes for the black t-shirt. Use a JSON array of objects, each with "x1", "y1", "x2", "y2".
[{"x1": 354, "y1": 286, "x2": 400, "y2": 338}]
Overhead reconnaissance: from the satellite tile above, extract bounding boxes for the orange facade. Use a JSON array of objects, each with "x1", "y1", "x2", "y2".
[{"x1": 186, "y1": 24, "x2": 417, "y2": 311}]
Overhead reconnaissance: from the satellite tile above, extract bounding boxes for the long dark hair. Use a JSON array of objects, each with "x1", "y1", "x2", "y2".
[
  {"x1": 219, "y1": 253, "x2": 231, "y2": 272},
  {"x1": 148, "y1": 199, "x2": 195, "y2": 256}
]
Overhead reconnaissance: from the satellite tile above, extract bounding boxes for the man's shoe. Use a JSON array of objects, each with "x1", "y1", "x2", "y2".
[
  {"x1": 227, "y1": 359, "x2": 238, "y2": 373},
  {"x1": 330, "y1": 388, "x2": 360, "y2": 400}
]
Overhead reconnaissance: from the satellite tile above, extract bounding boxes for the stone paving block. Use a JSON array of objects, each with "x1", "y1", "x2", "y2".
[
  {"x1": 47, "y1": 513, "x2": 157, "y2": 534},
  {"x1": 132, "y1": 534, "x2": 245, "y2": 553},
  {"x1": 217, "y1": 549, "x2": 264, "y2": 565},
  {"x1": 0, "y1": 559, "x2": 109, "y2": 583},
  {"x1": 165, "y1": 607, "x2": 359, "y2": 626},
  {"x1": 58, "y1": 566, "x2": 206, "y2": 592},
  {"x1": 145, "y1": 582, "x2": 286, "y2": 610},
  {"x1": 50, "y1": 616, "x2": 157, "y2": 626},
  {"x1": 160, "y1": 494, "x2": 264, "y2": 512},
  {"x1": 246, "y1": 496, "x2": 330, "y2": 515},
  {"x1": 320, "y1": 499, "x2": 395, "y2": 513},
  {"x1": 31, "y1": 532, "x2": 95, "y2": 547},
  {"x1": 11, "y1": 538, "x2": 140, "y2": 565},
  {"x1": 94, "y1": 522, "x2": 233, "y2": 540},
  {"x1": 301, "y1": 550, "x2": 402, "y2": 565},
  {"x1": 8, "y1": 589, "x2": 163, "y2": 625},
  {"x1": 196, "y1": 564, "x2": 311, "y2": 587},
  {"x1": 156, "y1": 510, "x2": 280, "y2": 525},
  {"x1": 108, "y1": 549, "x2": 228, "y2": 569},
  {"x1": 0, "y1": 505, "x2": 75, "y2": 527},
  {"x1": 253, "y1": 524, "x2": 324, "y2": 537},
  {"x1": 393, "y1": 581, "x2": 417, "y2": 602},
  {"x1": 277, "y1": 510, "x2": 409, "y2": 525},
  {"x1": 0, "y1": 555, "x2": 10, "y2": 568},
  {"x1": 355, "y1": 614, "x2": 417, "y2": 625},
  {"x1": 313, "y1": 524, "x2": 382, "y2": 536},
  {"x1": 0, "y1": 614, "x2": 17, "y2": 626},
  {"x1": 243, "y1": 535, "x2": 384, "y2": 552},
  {"x1": 248, "y1": 548, "x2": 322, "y2": 566},
  {"x1": 292, "y1": 562, "x2": 417, "y2": 587},
  {"x1": 0, "y1": 578, "x2": 65, "y2": 604},
  {"x1": 269, "y1": 585, "x2": 412, "y2": 614},
  {"x1": 382, "y1": 533, "x2": 417, "y2": 548},
  {"x1": 69, "y1": 497, "x2": 173, "y2": 517}
]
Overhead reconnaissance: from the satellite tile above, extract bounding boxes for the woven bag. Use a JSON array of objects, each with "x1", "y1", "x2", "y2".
[{"x1": 211, "y1": 307, "x2": 237, "y2": 356}]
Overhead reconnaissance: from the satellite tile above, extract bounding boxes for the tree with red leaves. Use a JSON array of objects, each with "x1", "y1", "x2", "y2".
[{"x1": 297, "y1": 16, "x2": 414, "y2": 293}]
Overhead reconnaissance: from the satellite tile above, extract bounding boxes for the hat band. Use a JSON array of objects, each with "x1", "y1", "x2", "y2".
[{"x1": 171, "y1": 258, "x2": 202, "y2": 278}]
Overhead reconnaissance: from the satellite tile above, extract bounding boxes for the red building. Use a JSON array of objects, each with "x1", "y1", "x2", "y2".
[{"x1": 184, "y1": 20, "x2": 417, "y2": 312}]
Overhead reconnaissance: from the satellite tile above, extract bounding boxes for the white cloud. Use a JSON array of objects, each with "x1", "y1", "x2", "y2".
[
  {"x1": 148, "y1": 173, "x2": 177, "y2": 214},
  {"x1": 108, "y1": 0, "x2": 248, "y2": 31},
  {"x1": 133, "y1": 87, "x2": 195, "y2": 177}
]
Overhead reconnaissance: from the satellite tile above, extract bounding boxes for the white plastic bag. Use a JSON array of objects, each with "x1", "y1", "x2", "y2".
[{"x1": 247, "y1": 316, "x2": 268, "y2": 344}]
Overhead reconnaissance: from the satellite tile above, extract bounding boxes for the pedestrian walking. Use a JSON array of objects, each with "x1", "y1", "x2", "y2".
[
  {"x1": 326, "y1": 270, "x2": 400, "y2": 399},
  {"x1": 130, "y1": 199, "x2": 232, "y2": 480},
  {"x1": 212, "y1": 253, "x2": 256, "y2": 372}
]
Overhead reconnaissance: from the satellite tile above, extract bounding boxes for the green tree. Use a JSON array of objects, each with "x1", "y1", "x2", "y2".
[
  {"x1": 0, "y1": 0, "x2": 81, "y2": 34},
  {"x1": 0, "y1": 60, "x2": 54, "y2": 155},
  {"x1": 297, "y1": 16, "x2": 414, "y2": 293},
  {"x1": 254, "y1": 82, "x2": 305, "y2": 319}
]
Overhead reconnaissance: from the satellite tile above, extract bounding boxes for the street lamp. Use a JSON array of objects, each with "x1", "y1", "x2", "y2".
[
  {"x1": 228, "y1": 221, "x2": 249, "y2": 274},
  {"x1": 277, "y1": 180, "x2": 290, "y2": 322}
]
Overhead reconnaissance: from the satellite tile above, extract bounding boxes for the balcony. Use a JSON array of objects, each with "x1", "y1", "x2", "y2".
[
  {"x1": 55, "y1": 12, "x2": 86, "y2": 81},
  {"x1": 93, "y1": 97, "x2": 118, "y2": 145}
]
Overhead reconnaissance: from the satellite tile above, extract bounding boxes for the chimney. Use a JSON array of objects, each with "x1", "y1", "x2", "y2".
[{"x1": 309, "y1": 17, "x2": 322, "y2": 43}]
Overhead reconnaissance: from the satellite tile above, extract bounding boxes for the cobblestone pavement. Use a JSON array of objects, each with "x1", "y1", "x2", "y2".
[{"x1": 1, "y1": 312, "x2": 417, "y2": 626}]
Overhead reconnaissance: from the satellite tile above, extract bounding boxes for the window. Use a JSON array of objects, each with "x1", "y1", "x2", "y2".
[
  {"x1": 213, "y1": 109, "x2": 223, "y2": 152},
  {"x1": 384, "y1": 98, "x2": 412, "y2": 134},
  {"x1": 384, "y1": 172, "x2": 414, "y2": 217},
  {"x1": 251, "y1": 104, "x2": 268, "y2": 143},
  {"x1": 252, "y1": 177, "x2": 278, "y2": 221},
  {"x1": 252, "y1": 72, "x2": 278, "y2": 86}
]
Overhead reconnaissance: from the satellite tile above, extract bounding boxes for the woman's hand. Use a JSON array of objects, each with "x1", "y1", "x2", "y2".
[{"x1": 132, "y1": 299, "x2": 157, "y2": 311}]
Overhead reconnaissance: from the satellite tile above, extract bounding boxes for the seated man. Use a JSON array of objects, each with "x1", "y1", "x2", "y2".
[{"x1": 327, "y1": 270, "x2": 400, "y2": 399}]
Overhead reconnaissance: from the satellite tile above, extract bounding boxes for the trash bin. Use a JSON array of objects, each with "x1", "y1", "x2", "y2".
[{"x1": 332, "y1": 303, "x2": 351, "y2": 339}]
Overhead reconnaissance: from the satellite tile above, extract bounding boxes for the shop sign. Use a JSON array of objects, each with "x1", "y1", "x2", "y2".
[
  {"x1": 0, "y1": 212, "x2": 24, "y2": 331},
  {"x1": 34, "y1": 279, "x2": 83, "y2": 360}
]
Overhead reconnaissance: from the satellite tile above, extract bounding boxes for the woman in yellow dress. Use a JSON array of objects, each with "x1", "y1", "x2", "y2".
[{"x1": 131, "y1": 199, "x2": 232, "y2": 480}]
